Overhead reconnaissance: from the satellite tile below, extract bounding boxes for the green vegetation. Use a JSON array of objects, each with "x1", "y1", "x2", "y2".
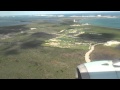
[
  {"x1": 0, "y1": 19, "x2": 87, "y2": 79},
  {"x1": 0, "y1": 17, "x2": 120, "y2": 79},
  {"x1": 0, "y1": 45, "x2": 86, "y2": 79}
]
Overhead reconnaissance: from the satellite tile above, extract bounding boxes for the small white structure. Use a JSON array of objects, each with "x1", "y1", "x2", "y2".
[
  {"x1": 73, "y1": 19, "x2": 77, "y2": 23},
  {"x1": 20, "y1": 31, "x2": 24, "y2": 33},
  {"x1": 82, "y1": 23, "x2": 89, "y2": 26},
  {"x1": 97, "y1": 15, "x2": 102, "y2": 17},
  {"x1": 70, "y1": 24, "x2": 81, "y2": 26},
  {"x1": 30, "y1": 28, "x2": 37, "y2": 30}
]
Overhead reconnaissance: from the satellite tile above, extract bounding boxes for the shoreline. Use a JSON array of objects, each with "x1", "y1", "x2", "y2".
[
  {"x1": 0, "y1": 22, "x2": 120, "y2": 30},
  {"x1": 89, "y1": 24, "x2": 120, "y2": 30},
  {"x1": 0, "y1": 20, "x2": 119, "y2": 30},
  {"x1": 79, "y1": 19, "x2": 120, "y2": 30}
]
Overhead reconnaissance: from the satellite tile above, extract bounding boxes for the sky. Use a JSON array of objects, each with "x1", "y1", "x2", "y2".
[{"x1": 0, "y1": 11, "x2": 119, "y2": 16}]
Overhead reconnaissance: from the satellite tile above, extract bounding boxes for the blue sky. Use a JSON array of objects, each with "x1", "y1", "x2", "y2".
[{"x1": 0, "y1": 11, "x2": 118, "y2": 16}]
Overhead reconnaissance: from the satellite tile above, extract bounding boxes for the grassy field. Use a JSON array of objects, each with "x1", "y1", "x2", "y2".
[
  {"x1": 0, "y1": 20, "x2": 88, "y2": 79},
  {"x1": 0, "y1": 45, "x2": 86, "y2": 79},
  {"x1": 0, "y1": 18, "x2": 120, "y2": 79},
  {"x1": 91, "y1": 44, "x2": 120, "y2": 61}
]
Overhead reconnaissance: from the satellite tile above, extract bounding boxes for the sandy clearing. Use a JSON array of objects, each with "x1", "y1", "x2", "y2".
[{"x1": 104, "y1": 40, "x2": 120, "y2": 46}]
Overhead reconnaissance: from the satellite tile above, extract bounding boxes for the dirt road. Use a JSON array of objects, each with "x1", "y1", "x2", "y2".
[{"x1": 85, "y1": 43, "x2": 103, "y2": 63}]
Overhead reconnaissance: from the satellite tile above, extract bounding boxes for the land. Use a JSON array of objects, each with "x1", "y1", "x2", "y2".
[{"x1": 0, "y1": 17, "x2": 120, "y2": 79}]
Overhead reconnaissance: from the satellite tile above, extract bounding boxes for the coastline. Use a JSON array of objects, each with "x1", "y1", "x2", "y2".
[
  {"x1": 79, "y1": 18, "x2": 120, "y2": 30},
  {"x1": 89, "y1": 24, "x2": 120, "y2": 30},
  {"x1": 0, "y1": 22, "x2": 120, "y2": 30}
]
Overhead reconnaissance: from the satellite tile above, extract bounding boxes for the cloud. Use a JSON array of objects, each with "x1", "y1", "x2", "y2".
[{"x1": 0, "y1": 11, "x2": 119, "y2": 16}]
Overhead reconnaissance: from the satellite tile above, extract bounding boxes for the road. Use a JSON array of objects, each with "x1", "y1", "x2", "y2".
[{"x1": 85, "y1": 43, "x2": 103, "y2": 63}]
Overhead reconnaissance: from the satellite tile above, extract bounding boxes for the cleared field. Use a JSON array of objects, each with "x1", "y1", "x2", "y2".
[{"x1": 91, "y1": 44, "x2": 120, "y2": 61}]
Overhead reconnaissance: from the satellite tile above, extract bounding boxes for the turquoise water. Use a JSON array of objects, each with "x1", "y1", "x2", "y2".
[
  {"x1": 80, "y1": 18, "x2": 120, "y2": 29},
  {"x1": 0, "y1": 12, "x2": 120, "y2": 28}
]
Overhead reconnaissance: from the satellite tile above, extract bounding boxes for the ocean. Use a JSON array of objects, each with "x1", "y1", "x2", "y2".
[
  {"x1": 0, "y1": 16, "x2": 61, "y2": 27},
  {"x1": 55, "y1": 12, "x2": 120, "y2": 29},
  {"x1": 0, "y1": 12, "x2": 120, "y2": 29},
  {"x1": 79, "y1": 17, "x2": 120, "y2": 29},
  {"x1": 69, "y1": 12, "x2": 120, "y2": 29}
]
